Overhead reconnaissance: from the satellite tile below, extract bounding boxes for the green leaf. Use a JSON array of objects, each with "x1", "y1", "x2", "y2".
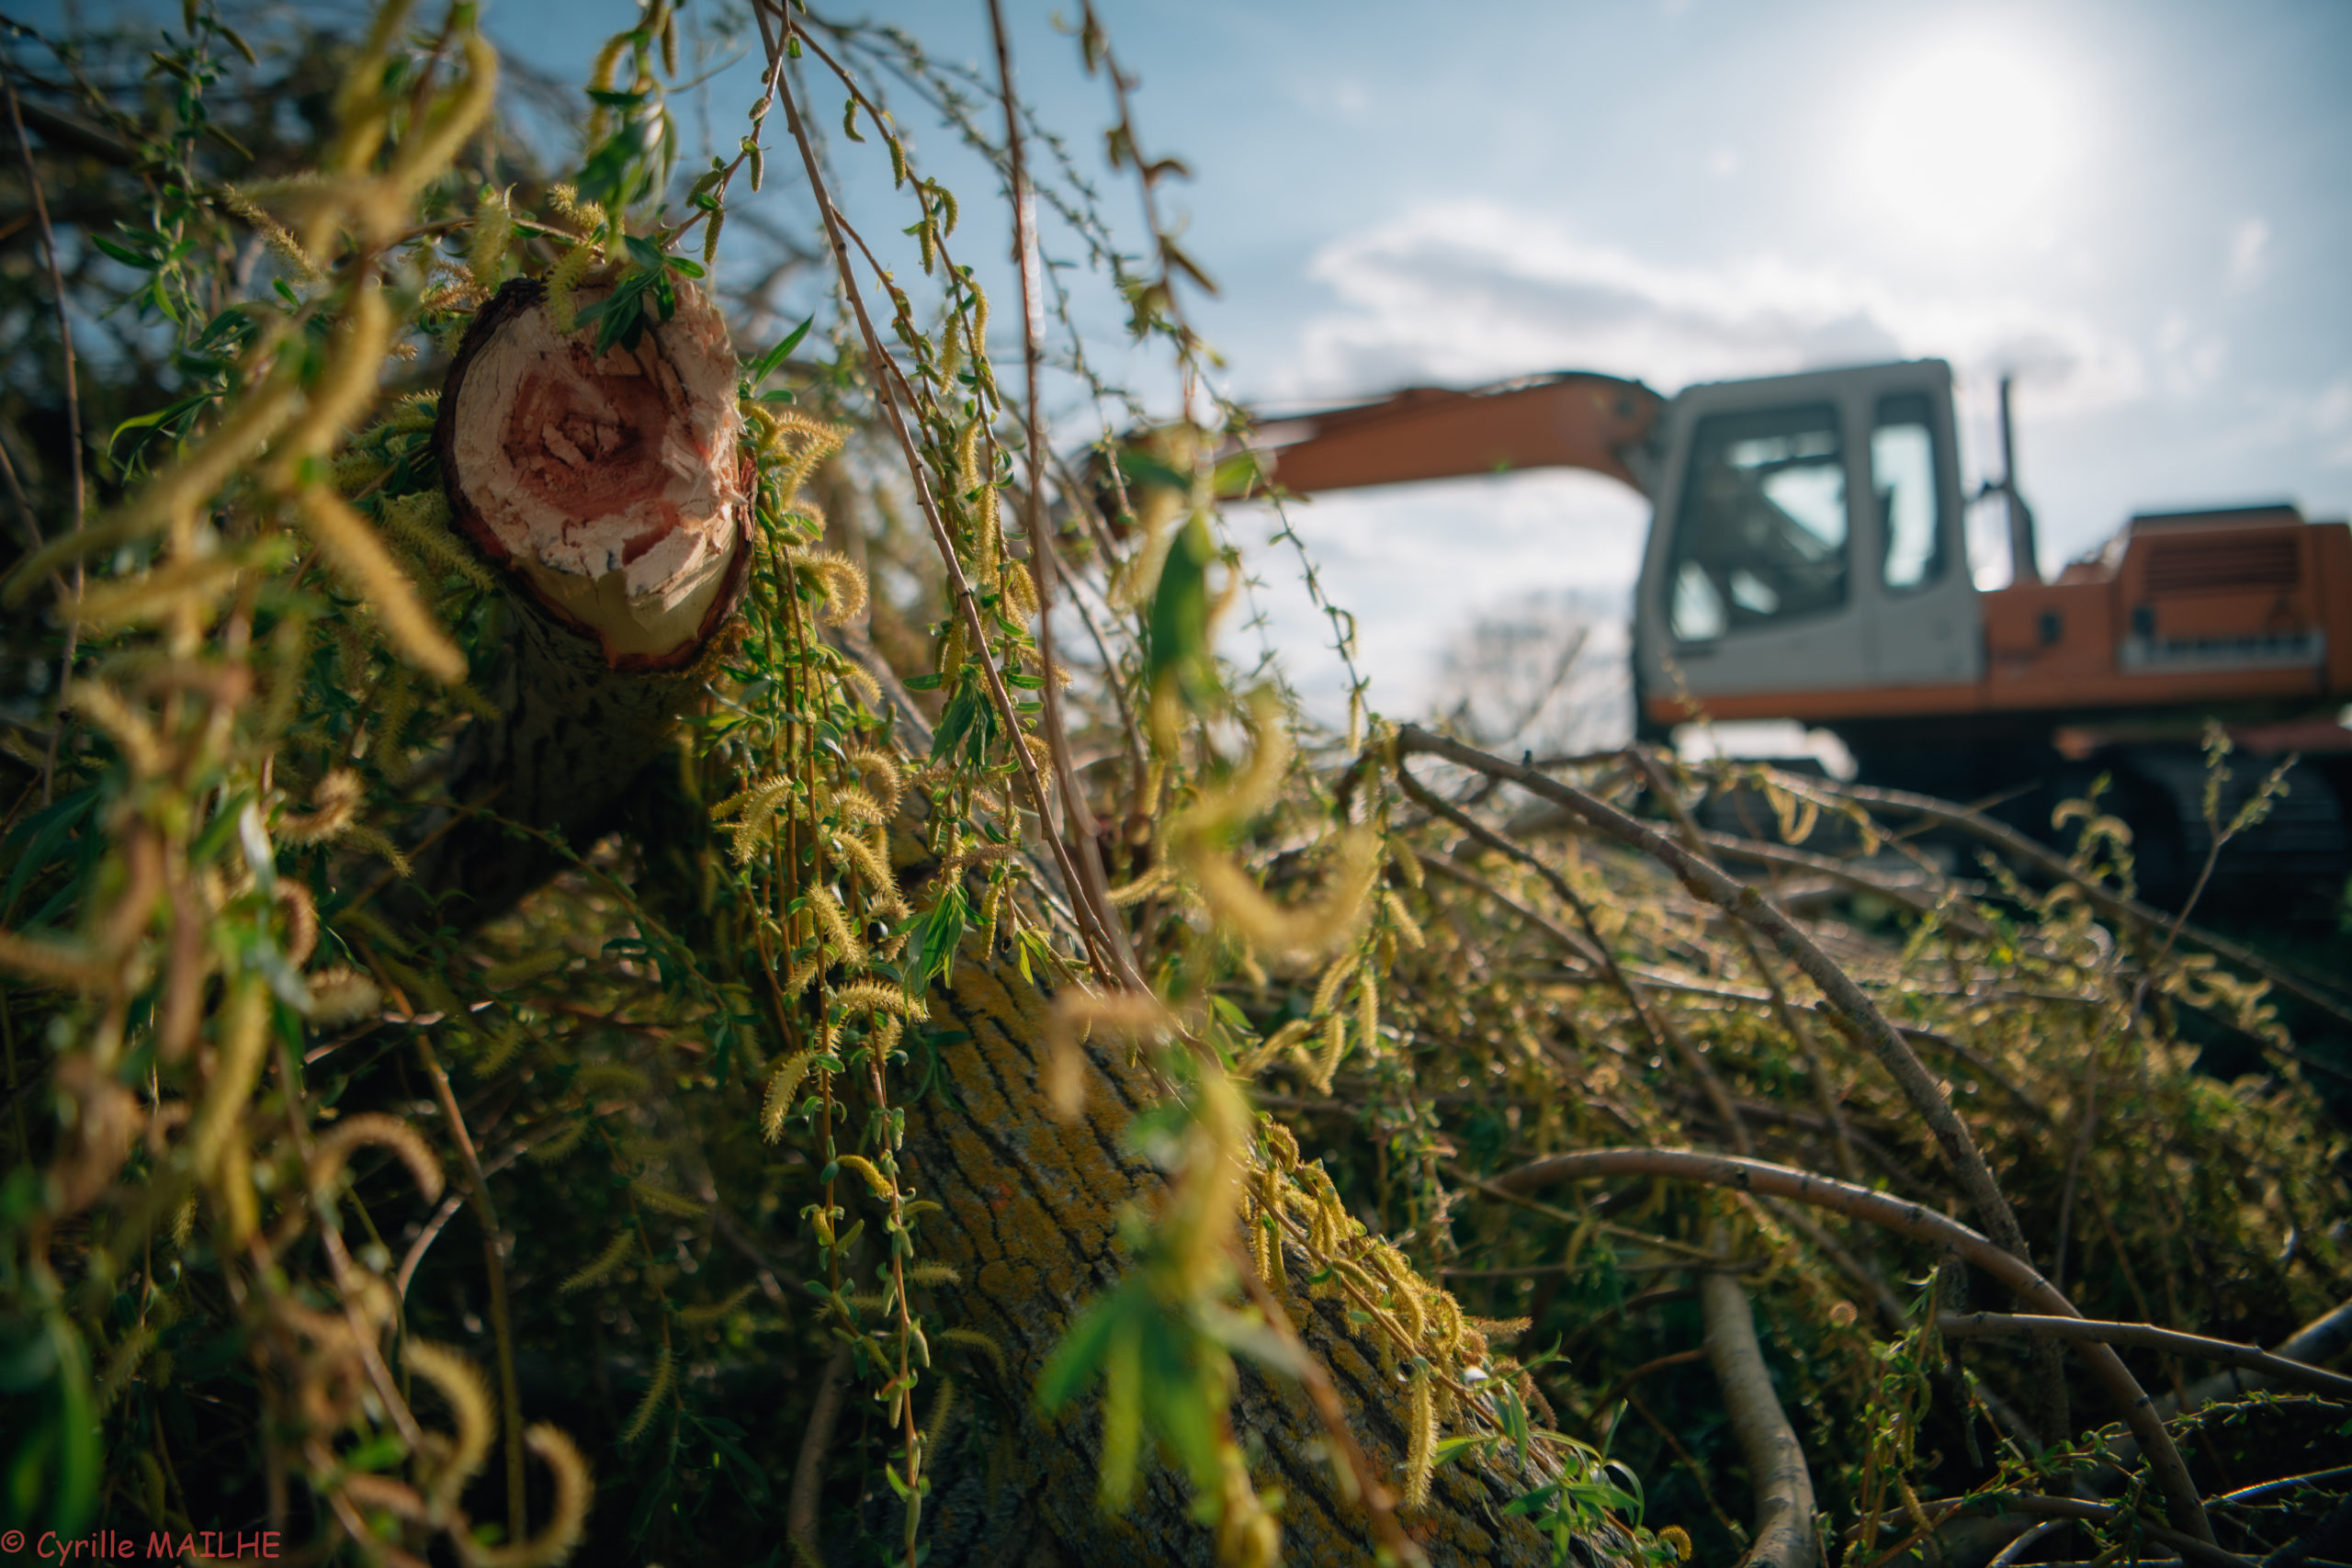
[
  {"x1": 901, "y1": 672, "x2": 944, "y2": 692},
  {"x1": 107, "y1": 389, "x2": 217, "y2": 461},
  {"x1": 89, "y1": 232, "x2": 158, "y2": 268},
  {"x1": 744, "y1": 315, "x2": 815, "y2": 386},
  {"x1": 912, "y1": 884, "x2": 967, "y2": 987},
  {"x1": 1115, "y1": 447, "x2": 1192, "y2": 492},
  {"x1": 931, "y1": 676, "x2": 979, "y2": 760},
  {"x1": 1146, "y1": 513, "x2": 1217, "y2": 705},
  {"x1": 1036, "y1": 1280, "x2": 1140, "y2": 1411}
]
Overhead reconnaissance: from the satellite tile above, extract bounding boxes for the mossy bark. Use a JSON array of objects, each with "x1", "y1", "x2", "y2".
[{"x1": 899, "y1": 957, "x2": 1632, "y2": 1567}]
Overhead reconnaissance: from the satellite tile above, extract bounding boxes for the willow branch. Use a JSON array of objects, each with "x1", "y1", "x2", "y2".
[
  {"x1": 987, "y1": 0, "x2": 1136, "y2": 985},
  {"x1": 1702, "y1": 1264, "x2": 1816, "y2": 1568},
  {"x1": 789, "y1": 1346, "x2": 852, "y2": 1564},
  {"x1": 1486, "y1": 1147, "x2": 2210, "y2": 1544},
  {"x1": 758, "y1": 2, "x2": 1128, "y2": 987},
  {"x1": 1937, "y1": 1313, "x2": 2352, "y2": 1400},
  {"x1": 1790, "y1": 771, "x2": 2352, "y2": 1029},
  {"x1": 1397, "y1": 727, "x2": 2030, "y2": 1274}
]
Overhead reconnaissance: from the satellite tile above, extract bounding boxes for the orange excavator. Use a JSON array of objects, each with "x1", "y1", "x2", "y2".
[{"x1": 1238, "y1": 358, "x2": 2352, "y2": 917}]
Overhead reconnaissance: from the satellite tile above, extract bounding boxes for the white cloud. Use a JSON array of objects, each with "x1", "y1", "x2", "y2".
[
  {"x1": 1275, "y1": 200, "x2": 2143, "y2": 413},
  {"x1": 2227, "y1": 217, "x2": 2271, "y2": 291}
]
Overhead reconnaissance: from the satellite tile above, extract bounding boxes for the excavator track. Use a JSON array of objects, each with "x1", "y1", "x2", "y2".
[{"x1": 2101, "y1": 747, "x2": 2352, "y2": 926}]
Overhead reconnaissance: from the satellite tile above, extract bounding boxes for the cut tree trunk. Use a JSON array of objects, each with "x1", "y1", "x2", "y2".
[
  {"x1": 414, "y1": 281, "x2": 1634, "y2": 1566},
  {"x1": 416, "y1": 276, "x2": 752, "y2": 924}
]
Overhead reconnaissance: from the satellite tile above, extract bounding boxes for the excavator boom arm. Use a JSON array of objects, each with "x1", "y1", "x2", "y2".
[{"x1": 1249, "y1": 371, "x2": 1666, "y2": 498}]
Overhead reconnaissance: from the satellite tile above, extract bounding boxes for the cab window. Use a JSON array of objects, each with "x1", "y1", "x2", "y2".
[
  {"x1": 1871, "y1": 391, "x2": 1947, "y2": 592},
  {"x1": 1668, "y1": 402, "x2": 1848, "y2": 643}
]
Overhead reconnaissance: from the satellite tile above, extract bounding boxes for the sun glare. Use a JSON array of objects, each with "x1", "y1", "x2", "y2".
[{"x1": 1850, "y1": 30, "x2": 2080, "y2": 253}]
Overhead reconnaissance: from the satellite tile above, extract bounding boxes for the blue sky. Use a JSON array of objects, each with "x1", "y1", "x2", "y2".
[
  {"x1": 56, "y1": 0, "x2": 2352, "y2": 719},
  {"x1": 532, "y1": 0, "x2": 2345, "y2": 719}
]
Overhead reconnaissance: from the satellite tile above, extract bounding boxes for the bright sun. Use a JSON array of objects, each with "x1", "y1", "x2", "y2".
[{"x1": 1850, "y1": 30, "x2": 2080, "y2": 252}]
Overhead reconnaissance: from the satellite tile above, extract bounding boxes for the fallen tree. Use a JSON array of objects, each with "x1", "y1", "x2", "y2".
[{"x1": 4, "y1": 6, "x2": 2348, "y2": 1568}]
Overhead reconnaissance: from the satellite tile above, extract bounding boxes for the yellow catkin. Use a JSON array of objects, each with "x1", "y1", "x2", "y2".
[
  {"x1": 831, "y1": 829, "x2": 897, "y2": 902},
  {"x1": 848, "y1": 749, "x2": 903, "y2": 814},
  {"x1": 1381, "y1": 889, "x2": 1426, "y2": 950},
  {"x1": 762, "y1": 1051, "x2": 815, "y2": 1141},
  {"x1": 297, "y1": 489, "x2": 466, "y2": 683},
  {"x1": 808, "y1": 886, "x2": 865, "y2": 966},
  {"x1": 629, "y1": 1181, "x2": 707, "y2": 1219},
  {"x1": 307, "y1": 1113, "x2": 444, "y2": 1202},
  {"x1": 831, "y1": 979, "x2": 926, "y2": 1021},
  {"x1": 1403, "y1": 1363, "x2": 1436, "y2": 1508},
  {"x1": 546, "y1": 237, "x2": 599, "y2": 334},
  {"x1": 190, "y1": 978, "x2": 269, "y2": 1179},
  {"x1": 468, "y1": 186, "x2": 513, "y2": 291},
  {"x1": 573, "y1": 1070, "x2": 652, "y2": 1115},
  {"x1": 620, "y1": 1347, "x2": 673, "y2": 1445},
  {"x1": 922, "y1": 1375, "x2": 957, "y2": 1450},
  {"x1": 828, "y1": 784, "x2": 889, "y2": 828},
  {"x1": 402, "y1": 1341, "x2": 494, "y2": 1516},
  {"x1": 904, "y1": 1262, "x2": 961, "y2": 1288},
  {"x1": 1357, "y1": 971, "x2": 1381, "y2": 1059},
  {"x1": 936, "y1": 1327, "x2": 1007, "y2": 1379},
  {"x1": 559, "y1": 1232, "x2": 635, "y2": 1294},
  {"x1": 679, "y1": 1284, "x2": 759, "y2": 1325},
  {"x1": 278, "y1": 768, "x2": 363, "y2": 843},
  {"x1": 1003, "y1": 559, "x2": 1038, "y2": 622},
  {"x1": 1311, "y1": 953, "x2": 1360, "y2": 1019},
  {"x1": 833, "y1": 1155, "x2": 895, "y2": 1201},
  {"x1": 1311, "y1": 1012, "x2": 1347, "y2": 1094},
  {"x1": 528, "y1": 1119, "x2": 590, "y2": 1163},
  {"x1": 380, "y1": 490, "x2": 499, "y2": 591},
  {"x1": 302, "y1": 966, "x2": 380, "y2": 1025},
  {"x1": 1104, "y1": 863, "x2": 1168, "y2": 907}
]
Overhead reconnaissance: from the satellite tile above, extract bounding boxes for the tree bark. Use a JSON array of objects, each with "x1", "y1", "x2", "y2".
[{"x1": 898, "y1": 958, "x2": 1634, "y2": 1567}]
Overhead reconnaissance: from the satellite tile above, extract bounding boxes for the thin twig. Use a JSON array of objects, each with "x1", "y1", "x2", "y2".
[
  {"x1": 413, "y1": 1033, "x2": 526, "y2": 1540},
  {"x1": 987, "y1": 0, "x2": 1136, "y2": 986},
  {"x1": 1397, "y1": 761, "x2": 1752, "y2": 1153},
  {"x1": 5, "y1": 68, "x2": 85, "y2": 805},
  {"x1": 1936, "y1": 1314, "x2": 2352, "y2": 1400}
]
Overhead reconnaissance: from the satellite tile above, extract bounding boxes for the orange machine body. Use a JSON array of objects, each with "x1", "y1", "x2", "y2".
[{"x1": 1660, "y1": 503, "x2": 2352, "y2": 730}]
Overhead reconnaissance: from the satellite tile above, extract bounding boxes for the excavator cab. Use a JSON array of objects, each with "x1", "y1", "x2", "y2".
[
  {"x1": 1238, "y1": 353, "x2": 2352, "y2": 919},
  {"x1": 1633, "y1": 359, "x2": 1981, "y2": 732}
]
